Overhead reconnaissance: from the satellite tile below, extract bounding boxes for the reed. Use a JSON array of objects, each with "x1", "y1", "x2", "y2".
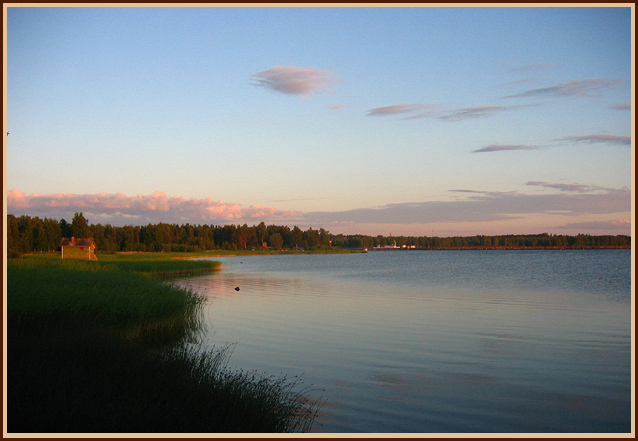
[
  {"x1": 7, "y1": 262, "x2": 203, "y2": 333},
  {"x1": 7, "y1": 256, "x2": 321, "y2": 433}
]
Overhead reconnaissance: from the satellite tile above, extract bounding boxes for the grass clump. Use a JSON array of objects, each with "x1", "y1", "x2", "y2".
[
  {"x1": 7, "y1": 256, "x2": 321, "y2": 433},
  {"x1": 98, "y1": 252, "x2": 221, "y2": 271}
]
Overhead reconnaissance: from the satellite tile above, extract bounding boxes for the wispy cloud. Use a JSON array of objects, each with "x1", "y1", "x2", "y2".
[
  {"x1": 7, "y1": 190, "x2": 301, "y2": 225},
  {"x1": 366, "y1": 104, "x2": 431, "y2": 117},
  {"x1": 609, "y1": 103, "x2": 630, "y2": 111},
  {"x1": 367, "y1": 104, "x2": 519, "y2": 122},
  {"x1": 437, "y1": 106, "x2": 514, "y2": 122},
  {"x1": 526, "y1": 181, "x2": 622, "y2": 193},
  {"x1": 557, "y1": 134, "x2": 631, "y2": 146},
  {"x1": 554, "y1": 220, "x2": 630, "y2": 231},
  {"x1": 473, "y1": 144, "x2": 544, "y2": 153},
  {"x1": 302, "y1": 186, "x2": 630, "y2": 226},
  {"x1": 251, "y1": 65, "x2": 336, "y2": 96},
  {"x1": 504, "y1": 79, "x2": 623, "y2": 99}
]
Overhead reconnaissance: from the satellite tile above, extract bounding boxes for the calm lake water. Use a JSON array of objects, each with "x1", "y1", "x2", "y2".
[{"x1": 174, "y1": 250, "x2": 632, "y2": 433}]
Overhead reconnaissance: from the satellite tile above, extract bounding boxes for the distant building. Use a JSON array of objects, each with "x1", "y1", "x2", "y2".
[{"x1": 60, "y1": 237, "x2": 97, "y2": 260}]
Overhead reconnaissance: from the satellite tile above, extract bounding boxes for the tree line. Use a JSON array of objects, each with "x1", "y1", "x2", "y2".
[{"x1": 6, "y1": 212, "x2": 631, "y2": 257}]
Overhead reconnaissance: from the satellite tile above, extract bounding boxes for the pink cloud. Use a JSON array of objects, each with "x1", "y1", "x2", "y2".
[
  {"x1": 6, "y1": 190, "x2": 302, "y2": 225},
  {"x1": 251, "y1": 66, "x2": 336, "y2": 96},
  {"x1": 7, "y1": 190, "x2": 29, "y2": 208}
]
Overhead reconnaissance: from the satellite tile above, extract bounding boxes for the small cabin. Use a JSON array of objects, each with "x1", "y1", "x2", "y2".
[{"x1": 60, "y1": 237, "x2": 97, "y2": 260}]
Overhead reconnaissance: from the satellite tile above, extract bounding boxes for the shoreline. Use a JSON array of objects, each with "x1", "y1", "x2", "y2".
[{"x1": 368, "y1": 246, "x2": 631, "y2": 251}]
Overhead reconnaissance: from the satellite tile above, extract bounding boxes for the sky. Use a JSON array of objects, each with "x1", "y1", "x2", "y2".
[{"x1": 4, "y1": 5, "x2": 634, "y2": 237}]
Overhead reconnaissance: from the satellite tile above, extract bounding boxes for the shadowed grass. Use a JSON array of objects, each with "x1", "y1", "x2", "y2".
[
  {"x1": 8, "y1": 331, "x2": 321, "y2": 433},
  {"x1": 7, "y1": 256, "x2": 321, "y2": 433}
]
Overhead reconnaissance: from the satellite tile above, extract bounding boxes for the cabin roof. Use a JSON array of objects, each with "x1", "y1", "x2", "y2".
[{"x1": 60, "y1": 238, "x2": 95, "y2": 247}]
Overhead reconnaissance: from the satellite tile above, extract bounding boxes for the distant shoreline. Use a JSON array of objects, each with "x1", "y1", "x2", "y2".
[{"x1": 368, "y1": 246, "x2": 631, "y2": 251}]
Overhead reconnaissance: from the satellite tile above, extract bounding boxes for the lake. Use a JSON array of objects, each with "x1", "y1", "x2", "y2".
[{"x1": 174, "y1": 250, "x2": 632, "y2": 433}]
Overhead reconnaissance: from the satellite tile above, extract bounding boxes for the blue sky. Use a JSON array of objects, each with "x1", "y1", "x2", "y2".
[{"x1": 5, "y1": 6, "x2": 633, "y2": 236}]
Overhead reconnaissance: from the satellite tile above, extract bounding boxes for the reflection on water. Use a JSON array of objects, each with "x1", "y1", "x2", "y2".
[{"x1": 175, "y1": 251, "x2": 631, "y2": 433}]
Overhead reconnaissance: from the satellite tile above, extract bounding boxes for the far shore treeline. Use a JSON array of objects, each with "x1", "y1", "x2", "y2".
[{"x1": 7, "y1": 213, "x2": 631, "y2": 256}]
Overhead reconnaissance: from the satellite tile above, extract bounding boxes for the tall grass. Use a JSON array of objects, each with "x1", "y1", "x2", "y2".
[
  {"x1": 7, "y1": 261, "x2": 203, "y2": 341},
  {"x1": 14, "y1": 252, "x2": 222, "y2": 276},
  {"x1": 7, "y1": 255, "x2": 321, "y2": 433}
]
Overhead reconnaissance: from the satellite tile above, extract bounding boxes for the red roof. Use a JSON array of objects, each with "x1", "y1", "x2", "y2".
[{"x1": 60, "y1": 238, "x2": 96, "y2": 247}]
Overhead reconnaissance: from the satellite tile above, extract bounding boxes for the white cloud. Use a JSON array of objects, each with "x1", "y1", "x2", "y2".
[{"x1": 251, "y1": 66, "x2": 336, "y2": 96}]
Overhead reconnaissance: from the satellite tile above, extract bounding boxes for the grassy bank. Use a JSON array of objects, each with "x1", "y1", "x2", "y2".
[
  {"x1": 16, "y1": 252, "x2": 223, "y2": 277},
  {"x1": 7, "y1": 255, "x2": 320, "y2": 433}
]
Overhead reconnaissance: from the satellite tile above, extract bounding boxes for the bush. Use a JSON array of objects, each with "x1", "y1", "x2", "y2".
[{"x1": 7, "y1": 249, "x2": 22, "y2": 259}]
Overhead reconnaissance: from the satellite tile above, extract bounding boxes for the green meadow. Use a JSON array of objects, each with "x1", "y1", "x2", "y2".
[{"x1": 7, "y1": 254, "x2": 321, "y2": 433}]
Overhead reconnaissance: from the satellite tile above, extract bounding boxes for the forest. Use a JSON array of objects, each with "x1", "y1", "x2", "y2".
[{"x1": 6, "y1": 212, "x2": 631, "y2": 257}]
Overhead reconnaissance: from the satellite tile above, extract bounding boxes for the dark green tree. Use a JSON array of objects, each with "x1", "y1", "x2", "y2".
[
  {"x1": 269, "y1": 233, "x2": 284, "y2": 249},
  {"x1": 60, "y1": 219, "x2": 73, "y2": 238},
  {"x1": 71, "y1": 212, "x2": 91, "y2": 238}
]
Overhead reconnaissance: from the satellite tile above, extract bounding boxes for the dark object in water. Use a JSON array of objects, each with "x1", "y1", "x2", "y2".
[{"x1": 235, "y1": 287, "x2": 240, "y2": 291}]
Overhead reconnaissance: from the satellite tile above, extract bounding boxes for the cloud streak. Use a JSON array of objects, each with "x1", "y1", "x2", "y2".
[
  {"x1": 437, "y1": 106, "x2": 515, "y2": 122},
  {"x1": 557, "y1": 134, "x2": 631, "y2": 146},
  {"x1": 366, "y1": 104, "x2": 433, "y2": 117},
  {"x1": 473, "y1": 144, "x2": 544, "y2": 153},
  {"x1": 526, "y1": 181, "x2": 622, "y2": 193},
  {"x1": 366, "y1": 103, "x2": 521, "y2": 122},
  {"x1": 474, "y1": 133, "x2": 630, "y2": 154},
  {"x1": 504, "y1": 79, "x2": 623, "y2": 99},
  {"x1": 7, "y1": 190, "x2": 301, "y2": 225},
  {"x1": 251, "y1": 65, "x2": 336, "y2": 96},
  {"x1": 609, "y1": 103, "x2": 631, "y2": 111}
]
